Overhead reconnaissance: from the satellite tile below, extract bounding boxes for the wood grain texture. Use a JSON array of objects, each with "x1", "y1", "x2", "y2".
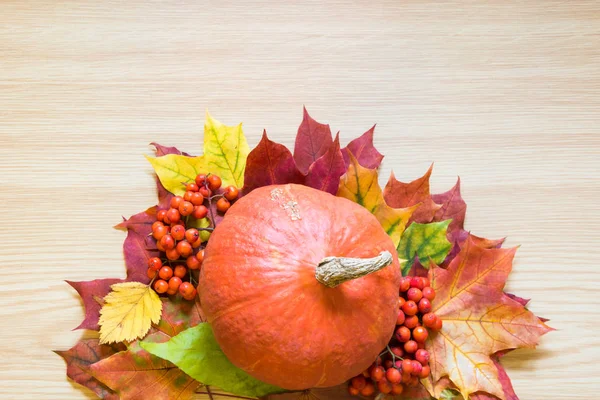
[{"x1": 0, "y1": 0, "x2": 599, "y2": 398}]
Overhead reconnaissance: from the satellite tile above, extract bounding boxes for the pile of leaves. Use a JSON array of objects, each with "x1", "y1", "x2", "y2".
[{"x1": 56, "y1": 109, "x2": 551, "y2": 400}]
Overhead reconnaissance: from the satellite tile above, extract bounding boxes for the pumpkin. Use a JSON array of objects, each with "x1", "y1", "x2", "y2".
[{"x1": 199, "y1": 184, "x2": 401, "y2": 390}]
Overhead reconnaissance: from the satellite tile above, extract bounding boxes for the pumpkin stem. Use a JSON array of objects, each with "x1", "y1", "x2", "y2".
[{"x1": 315, "y1": 251, "x2": 393, "y2": 288}]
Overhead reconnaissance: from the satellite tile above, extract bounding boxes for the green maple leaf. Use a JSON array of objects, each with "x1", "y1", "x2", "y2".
[{"x1": 397, "y1": 220, "x2": 452, "y2": 275}]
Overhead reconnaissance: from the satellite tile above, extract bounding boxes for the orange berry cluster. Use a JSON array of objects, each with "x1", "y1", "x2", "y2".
[
  {"x1": 148, "y1": 173, "x2": 239, "y2": 300},
  {"x1": 348, "y1": 275, "x2": 442, "y2": 396}
]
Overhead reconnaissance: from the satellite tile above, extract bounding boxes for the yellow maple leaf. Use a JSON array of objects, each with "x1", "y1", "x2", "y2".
[
  {"x1": 337, "y1": 152, "x2": 418, "y2": 247},
  {"x1": 98, "y1": 282, "x2": 162, "y2": 344},
  {"x1": 146, "y1": 112, "x2": 249, "y2": 196}
]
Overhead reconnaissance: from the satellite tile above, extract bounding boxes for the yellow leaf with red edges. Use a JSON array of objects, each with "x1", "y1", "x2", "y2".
[
  {"x1": 426, "y1": 236, "x2": 552, "y2": 400},
  {"x1": 337, "y1": 152, "x2": 417, "y2": 247}
]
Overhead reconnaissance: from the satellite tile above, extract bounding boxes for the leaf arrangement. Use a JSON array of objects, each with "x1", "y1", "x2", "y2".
[{"x1": 57, "y1": 108, "x2": 551, "y2": 400}]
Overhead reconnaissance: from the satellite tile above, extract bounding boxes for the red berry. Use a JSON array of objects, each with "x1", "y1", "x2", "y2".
[
  {"x1": 157, "y1": 209, "x2": 168, "y2": 222},
  {"x1": 396, "y1": 310, "x2": 406, "y2": 325},
  {"x1": 179, "y1": 201, "x2": 194, "y2": 217},
  {"x1": 168, "y1": 276, "x2": 182, "y2": 291},
  {"x1": 384, "y1": 360, "x2": 394, "y2": 369},
  {"x1": 170, "y1": 196, "x2": 183, "y2": 209},
  {"x1": 166, "y1": 208, "x2": 180, "y2": 223},
  {"x1": 423, "y1": 313, "x2": 437, "y2": 328},
  {"x1": 411, "y1": 360, "x2": 423, "y2": 376},
  {"x1": 421, "y1": 277, "x2": 430, "y2": 288},
  {"x1": 401, "y1": 372, "x2": 411, "y2": 384},
  {"x1": 156, "y1": 240, "x2": 166, "y2": 252},
  {"x1": 434, "y1": 317, "x2": 443, "y2": 331},
  {"x1": 395, "y1": 326, "x2": 411, "y2": 342},
  {"x1": 386, "y1": 368, "x2": 401, "y2": 384},
  {"x1": 176, "y1": 240, "x2": 193, "y2": 257},
  {"x1": 422, "y1": 286, "x2": 436, "y2": 301},
  {"x1": 418, "y1": 298, "x2": 432, "y2": 313},
  {"x1": 359, "y1": 382, "x2": 375, "y2": 396},
  {"x1": 152, "y1": 225, "x2": 169, "y2": 240},
  {"x1": 404, "y1": 340, "x2": 418, "y2": 354},
  {"x1": 410, "y1": 276, "x2": 425, "y2": 289},
  {"x1": 390, "y1": 346, "x2": 404, "y2": 358},
  {"x1": 370, "y1": 366, "x2": 385, "y2": 382},
  {"x1": 195, "y1": 174, "x2": 207, "y2": 187},
  {"x1": 417, "y1": 341, "x2": 426, "y2": 350},
  {"x1": 399, "y1": 276, "x2": 411, "y2": 292},
  {"x1": 147, "y1": 267, "x2": 157, "y2": 279},
  {"x1": 192, "y1": 205, "x2": 209, "y2": 219},
  {"x1": 160, "y1": 234, "x2": 175, "y2": 250},
  {"x1": 348, "y1": 386, "x2": 359, "y2": 396},
  {"x1": 171, "y1": 225, "x2": 185, "y2": 241},
  {"x1": 179, "y1": 282, "x2": 194, "y2": 297},
  {"x1": 174, "y1": 265, "x2": 187, "y2": 279},
  {"x1": 183, "y1": 191, "x2": 194, "y2": 202},
  {"x1": 148, "y1": 257, "x2": 162, "y2": 271},
  {"x1": 216, "y1": 197, "x2": 230, "y2": 213},
  {"x1": 401, "y1": 359, "x2": 413, "y2": 374},
  {"x1": 407, "y1": 288, "x2": 423, "y2": 302},
  {"x1": 153, "y1": 279, "x2": 168, "y2": 294},
  {"x1": 190, "y1": 192, "x2": 204, "y2": 206},
  {"x1": 166, "y1": 287, "x2": 178, "y2": 296},
  {"x1": 207, "y1": 175, "x2": 222, "y2": 191},
  {"x1": 408, "y1": 376, "x2": 419, "y2": 387},
  {"x1": 415, "y1": 349, "x2": 430, "y2": 366},
  {"x1": 377, "y1": 379, "x2": 392, "y2": 394},
  {"x1": 196, "y1": 249, "x2": 205, "y2": 263},
  {"x1": 391, "y1": 383, "x2": 404, "y2": 395},
  {"x1": 185, "y1": 228, "x2": 199, "y2": 243},
  {"x1": 413, "y1": 326, "x2": 429, "y2": 343},
  {"x1": 419, "y1": 365, "x2": 431, "y2": 379},
  {"x1": 166, "y1": 247, "x2": 180, "y2": 260},
  {"x1": 223, "y1": 186, "x2": 239, "y2": 201},
  {"x1": 186, "y1": 255, "x2": 201, "y2": 270},
  {"x1": 398, "y1": 297, "x2": 406, "y2": 308},
  {"x1": 186, "y1": 182, "x2": 199, "y2": 192},
  {"x1": 183, "y1": 288, "x2": 197, "y2": 301},
  {"x1": 350, "y1": 375, "x2": 366, "y2": 390},
  {"x1": 199, "y1": 186, "x2": 211, "y2": 198},
  {"x1": 402, "y1": 300, "x2": 418, "y2": 316},
  {"x1": 152, "y1": 221, "x2": 164, "y2": 232},
  {"x1": 158, "y1": 266, "x2": 173, "y2": 280},
  {"x1": 404, "y1": 315, "x2": 419, "y2": 329}
]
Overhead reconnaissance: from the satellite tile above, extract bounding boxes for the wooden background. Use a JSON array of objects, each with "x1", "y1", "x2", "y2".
[{"x1": 1, "y1": 1, "x2": 599, "y2": 399}]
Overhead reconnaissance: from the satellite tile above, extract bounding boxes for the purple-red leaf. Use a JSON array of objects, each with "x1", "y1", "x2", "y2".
[
  {"x1": 341, "y1": 125, "x2": 384, "y2": 169},
  {"x1": 242, "y1": 130, "x2": 304, "y2": 194},
  {"x1": 123, "y1": 230, "x2": 159, "y2": 284},
  {"x1": 150, "y1": 142, "x2": 192, "y2": 157},
  {"x1": 67, "y1": 279, "x2": 125, "y2": 331},
  {"x1": 115, "y1": 207, "x2": 157, "y2": 233},
  {"x1": 150, "y1": 143, "x2": 186, "y2": 208},
  {"x1": 55, "y1": 339, "x2": 125, "y2": 399},
  {"x1": 293, "y1": 107, "x2": 333, "y2": 174},
  {"x1": 431, "y1": 178, "x2": 467, "y2": 236},
  {"x1": 305, "y1": 134, "x2": 346, "y2": 195}
]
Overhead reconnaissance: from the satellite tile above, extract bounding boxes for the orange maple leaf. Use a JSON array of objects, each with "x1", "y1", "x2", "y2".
[{"x1": 426, "y1": 236, "x2": 552, "y2": 400}]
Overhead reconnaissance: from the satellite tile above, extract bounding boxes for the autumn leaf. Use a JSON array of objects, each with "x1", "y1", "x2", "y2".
[
  {"x1": 150, "y1": 142, "x2": 190, "y2": 207},
  {"x1": 426, "y1": 236, "x2": 552, "y2": 400},
  {"x1": 294, "y1": 107, "x2": 333, "y2": 174},
  {"x1": 98, "y1": 282, "x2": 162, "y2": 344},
  {"x1": 431, "y1": 178, "x2": 466, "y2": 238},
  {"x1": 89, "y1": 297, "x2": 204, "y2": 399},
  {"x1": 55, "y1": 339, "x2": 125, "y2": 399},
  {"x1": 141, "y1": 323, "x2": 285, "y2": 397},
  {"x1": 146, "y1": 154, "x2": 206, "y2": 196},
  {"x1": 67, "y1": 279, "x2": 124, "y2": 331},
  {"x1": 242, "y1": 130, "x2": 304, "y2": 194},
  {"x1": 384, "y1": 165, "x2": 442, "y2": 223},
  {"x1": 151, "y1": 142, "x2": 192, "y2": 157},
  {"x1": 337, "y1": 152, "x2": 417, "y2": 247},
  {"x1": 341, "y1": 125, "x2": 384, "y2": 169},
  {"x1": 305, "y1": 134, "x2": 346, "y2": 195},
  {"x1": 203, "y1": 111, "x2": 250, "y2": 188},
  {"x1": 397, "y1": 220, "x2": 452, "y2": 275},
  {"x1": 91, "y1": 331, "x2": 199, "y2": 400}
]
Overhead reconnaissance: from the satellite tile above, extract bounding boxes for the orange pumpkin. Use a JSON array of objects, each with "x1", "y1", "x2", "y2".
[{"x1": 200, "y1": 184, "x2": 401, "y2": 389}]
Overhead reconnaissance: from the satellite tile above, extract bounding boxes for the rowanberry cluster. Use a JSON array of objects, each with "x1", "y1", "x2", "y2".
[
  {"x1": 348, "y1": 275, "x2": 442, "y2": 396},
  {"x1": 148, "y1": 173, "x2": 239, "y2": 300}
]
